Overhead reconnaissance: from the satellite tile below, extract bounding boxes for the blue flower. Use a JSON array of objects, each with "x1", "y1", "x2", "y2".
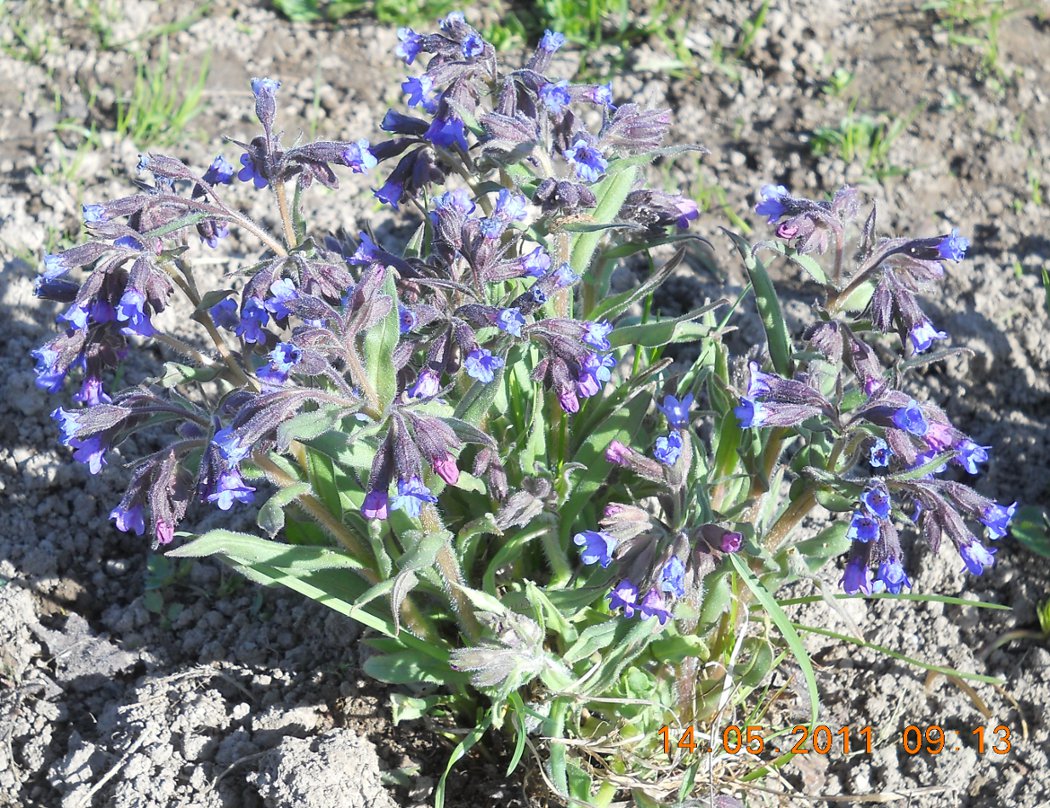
[
  {"x1": 607, "y1": 579, "x2": 640, "y2": 617},
  {"x1": 860, "y1": 483, "x2": 891, "y2": 519},
  {"x1": 734, "y1": 397, "x2": 767, "y2": 428},
  {"x1": 399, "y1": 304, "x2": 417, "y2": 334},
  {"x1": 661, "y1": 557, "x2": 686, "y2": 598},
  {"x1": 237, "y1": 152, "x2": 267, "y2": 189},
  {"x1": 116, "y1": 289, "x2": 154, "y2": 336},
  {"x1": 42, "y1": 253, "x2": 68, "y2": 279},
  {"x1": 206, "y1": 467, "x2": 256, "y2": 511},
  {"x1": 868, "y1": 438, "x2": 892, "y2": 468},
  {"x1": 465, "y1": 348, "x2": 504, "y2": 383},
  {"x1": 539, "y1": 29, "x2": 565, "y2": 53},
  {"x1": 959, "y1": 540, "x2": 996, "y2": 575},
  {"x1": 362, "y1": 488, "x2": 389, "y2": 521},
  {"x1": 396, "y1": 27, "x2": 424, "y2": 64},
  {"x1": 553, "y1": 263, "x2": 578, "y2": 287},
  {"x1": 746, "y1": 361, "x2": 776, "y2": 398},
  {"x1": 374, "y1": 180, "x2": 404, "y2": 209},
  {"x1": 203, "y1": 155, "x2": 235, "y2": 184},
  {"x1": 892, "y1": 400, "x2": 928, "y2": 436},
  {"x1": 658, "y1": 393, "x2": 693, "y2": 428},
  {"x1": 496, "y1": 308, "x2": 524, "y2": 337},
  {"x1": 639, "y1": 589, "x2": 672, "y2": 625},
  {"x1": 873, "y1": 558, "x2": 911, "y2": 594},
  {"x1": 391, "y1": 476, "x2": 437, "y2": 518},
  {"x1": 938, "y1": 228, "x2": 969, "y2": 261},
  {"x1": 480, "y1": 217, "x2": 506, "y2": 239},
  {"x1": 540, "y1": 79, "x2": 571, "y2": 114},
  {"x1": 493, "y1": 189, "x2": 528, "y2": 222},
  {"x1": 846, "y1": 511, "x2": 880, "y2": 543},
  {"x1": 83, "y1": 203, "x2": 106, "y2": 223},
  {"x1": 587, "y1": 83, "x2": 615, "y2": 109},
  {"x1": 71, "y1": 434, "x2": 108, "y2": 475},
  {"x1": 234, "y1": 297, "x2": 269, "y2": 344},
  {"x1": 909, "y1": 319, "x2": 948, "y2": 353},
  {"x1": 109, "y1": 503, "x2": 146, "y2": 536},
  {"x1": 264, "y1": 277, "x2": 298, "y2": 320},
  {"x1": 461, "y1": 32, "x2": 484, "y2": 58},
  {"x1": 341, "y1": 139, "x2": 378, "y2": 173},
  {"x1": 577, "y1": 353, "x2": 615, "y2": 398},
  {"x1": 981, "y1": 501, "x2": 1016, "y2": 540},
  {"x1": 114, "y1": 235, "x2": 143, "y2": 251},
  {"x1": 755, "y1": 184, "x2": 788, "y2": 223},
  {"x1": 401, "y1": 76, "x2": 439, "y2": 114},
  {"x1": 433, "y1": 189, "x2": 475, "y2": 215},
  {"x1": 911, "y1": 448, "x2": 948, "y2": 477},
  {"x1": 75, "y1": 375, "x2": 111, "y2": 407},
  {"x1": 955, "y1": 439, "x2": 990, "y2": 475},
  {"x1": 350, "y1": 231, "x2": 381, "y2": 265},
  {"x1": 257, "y1": 342, "x2": 302, "y2": 384},
  {"x1": 564, "y1": 138, "x2": 607, "y2": 182},
  {"x1": 425, "y1": 116, "x2": 469, "y2": 151},
  {"x1": 250, "y1": 77, "x2": 280, "y2": 99},
  {"x1": 842, "y1": 556, "x2": 871, "y2": 595},
  {"x1": 520, "y1": 246, "x2": 551, "y2": 278},
  {"x1": 60, "y1": 301, "x2": 92, "y2": 331},
  {"x1": 573, "y1": 530, "x2": 617, "y2": 567},
  {"x1": 51, "y1": 407, "x2": 81, "y2": 444},
  {"x1": 210, "y1": 298, "x2": 240, "y2": 330},
  {"x1": 584, "y1": 320, "x2": 614, "y2": 351},
  {"x1": 653, "y1": 432, "x2": 683, "y2": 466},
  {"x1": 213, "y1": 426, "x2": 251, "y2": 465},
  {"x1": 32, "y1": 346, "x2": 66, "y2": 392}
]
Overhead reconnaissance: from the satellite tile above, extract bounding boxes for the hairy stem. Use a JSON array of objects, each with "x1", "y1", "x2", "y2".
[
  {"x1": 273, "y1": 180, "x2": 297, "y2": 249},
  {"x1": 422, "y1": 505, "x2": 482, "y2": 642}
]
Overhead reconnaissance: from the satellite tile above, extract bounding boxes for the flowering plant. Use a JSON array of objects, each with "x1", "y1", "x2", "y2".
[{"x1": 32, "y1": 13, "x2": 1012, "y2": 804}]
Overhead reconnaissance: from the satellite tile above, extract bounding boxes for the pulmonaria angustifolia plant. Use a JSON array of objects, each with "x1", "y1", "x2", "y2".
[{"x1": 33, "y1": 12, "x2": 1010, "y2": 803}]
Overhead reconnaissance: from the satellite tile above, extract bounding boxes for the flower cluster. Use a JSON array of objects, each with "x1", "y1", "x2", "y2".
[{"x1": 739, "y1": 185, "x2": 1012, "y2": 593}]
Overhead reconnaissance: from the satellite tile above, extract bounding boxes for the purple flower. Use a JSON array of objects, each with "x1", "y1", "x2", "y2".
[
  {"x1": 432, "y1": 453, "x2": 460, "y2": 485},
  {"x1": 71, "y1": 435, "x2": 108, "y2": 475},
  {"x1": 955, "y1": 440, "x2": 990, "y2": 475},
  {"x1": 461, "y1": 32, "x2": 484, "y2": 58},
  {"x1": 755, "y1": 184, "x2": 788, "y2": 223},
  {"x1": 557, "y1": 388, "x2": 579, "y2": 413},
  {"x1": 341, "y1": 139, "x2": 378, "y2": 173},
  {"x1": 234, "y1": 297, "x2": 269, "y2": 344},
  {"x1": 746, "y1": 361, "x2": 777, "y2": 398},
  {"x1": 409, "y1": 368, "x2": 441, "y2": 399},
  {"x1": 842, "y1": 556, "x2": 871, "y2": 595},
  {"x1": 401, "y1": 76, "x2": 439, "y2": 114},
  {"x1": 846, "y1": 511, "x2": 880, "y2": 543},
  {"x1": 396, "y1": 27, "x2": 424, "y2": 64},
  {"x1": 83, "y1": 203, "x2": 106, "y2": 223},
  {"x1": 540, "y1": 80, "x2": 571, "y2": 114},
  {"x1": 350, "y1": 232, "x2": 381, "y2": 265},
  {"x1": 425, "y1": 116, "x2": 469, "y2": 151},
  {"x1": 399, "y1": 305, "x2": 417, "y2": 334},
  {"x1": 374, "y1": 179, "x2": 404, "y2": 209},
  {"x1": 539, "y1": 29, "x2": 565, "y2": 53},
  {"x1": 203, "y1": 155, "x2": 235, "y2": 184},
  {"x1": 496, "y1": 308, "x2": 524, "y2": 337},
  {"x1": 873, "y1": 558, "x2": 911, "y2": 594},
  {"x1": 391, "y1": 476, "x2": 437, "y2": 518},
  {"x1": 75, "y1": 375, "x2": 111, "y2": 407},
  {"x1": 938, "y1": 228, "x2": 969, "y2": 261},
  {"x1": 981, "y1": 501, "x2": 1016, "y2": 540},
  {"x1": 673, "y1": 197, "x2": 699, "y2": 229},
  {"x1": 60, "y1": 301, "x2": 92, "y2": 330},
  {"x1": 264, "y1": 277, "x2": 298, "y2": 320},
  {"x1": 577, "y1": 353, "x2": 615, "y2": 398},
  {"x1": 465, "y1": 348, "x2": 504, "y2": 383},
  {"x1": 607, "y1": 579, "x2": 640, "y2": 617},
  {"x1": 868, "y1": 438, "x2": 892, "y2": 468},
  {"x1": 638, "y1": 589, "x2": 672, "y2": 624},
  {"x1": 362, "y1": 488, "x2": 389, "y2": 521},
  {"x1": 564, "y1": 139, "x2": 608, "y2": 183},
  {"x1": 116, "y1": 289, "x2": 154, "y2": 336},
  {"x1": 587, "y1": 83, "x2": 615, "y2": 109},
  {"x1": 911, "y1": 448, "x2": 948, "y2": 477},
  {"x1": 553, "y1": 263, "x2": 578, "y2": 287},
  {"x1": 114, "y1": 235, "x2": 143, "y2": 251},
  {"x1": 520, "y1": 246, "x2": 551, "y2": 278},
  {"x1": 237, "y1": 152, "x2": 267, "y2": 189},
  {"x1": 110, "y1": 503, "x2": 146, "y2": 536},
  {"x1": 199, "y1": 219, "x2": 230, "y2": 249},
  {"x1": 584, "y1": 320, "x2": 614, "y2": 351},
  {"x1": 661, "y1": 557, "x2": 686, "y2": 598},
  {"x1": 51, "y1": 407, "x2": 81, "y2": 444},
  {"x1": 494, "y1": 189, "x2": 529, "y2": 222},
  {"x1": 573, "y1": 530, "x2": 617, "y2": 567},
  {"x1": 213, "y1": 426, "x2": 251, "y2": 465},
  {"x1": 206, "y1": 467, "x2": 256, "y2": 510},
  {"x1": 734, "y1": 397, "x2": 767, "y2": 428},
  {"x1": 909, "y1": 319, "x2": 948, "y2": 353},
  {"x1": 251, "y1": 77, "x2": 280, "y2": 99},
  {"x1": 32, "y1": 346, "x2": 66, "y2": 392},
  {"x1": 892, "y1": 400, "x2": 928, "y2": 436},
  {"x1": 257, "y1": 342, "x2": 302, "y2": 384},
  {"x1": 480, "y1": 217, "x2": 506, "y2": 239},
  {"x1": 605, "y1": 440, "x2": 629, "y2": 465},
  {"x1": 434, "y1": 189, "x2": 475, "y2": 215},
  {"x1": 210, "y1": 298, "x2": 240, "y2": 330},
  {"x1": 721, "y1": 531, "x2": 743, "y2": 553},
  {"x1": 658, "y1": 393, "x2": 693, "y2": 428},
  {"x1": 653, "y1": 432, "x2": 683, "y2": 466},
  {"x1": 860, "y1": 483, "x2": 891, "y2": 519},
  {"x1": 959, "y1": 540, "x2": 996, "y2": 575}
]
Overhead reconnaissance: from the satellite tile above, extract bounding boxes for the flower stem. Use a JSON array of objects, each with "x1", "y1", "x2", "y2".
[
  {"x1": 422, "y1": 505, "x2": 482, "y2": 642},
  {"x1": 273, "y1": 180, "x2": 297, "y2": 249}
]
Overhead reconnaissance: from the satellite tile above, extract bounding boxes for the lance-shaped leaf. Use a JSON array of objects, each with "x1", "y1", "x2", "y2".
[
  {"x1": 569, "y1": 165, "x2": 637, "y2": 279},
  {"x1": 361, "y1": 267, "x2": 400, "y2": 413}
]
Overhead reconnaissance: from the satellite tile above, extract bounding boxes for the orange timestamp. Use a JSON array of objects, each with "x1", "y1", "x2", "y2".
[{"x1": 658, "y1": 724, "x2": 1013, "y2": 757}]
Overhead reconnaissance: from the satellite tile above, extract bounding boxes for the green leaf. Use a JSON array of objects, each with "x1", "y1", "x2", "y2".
[
  {"x1": 729, "y1": 553, "x2": 819, "y2": 726},
  {"x1": 434, "y1": 710, "x2": 493, "y2": 808},
  {"x1": 570, "y1": 166, "x2": 637, "y2": 279},
  {"x1": 608, "y1": 304, "x2": 721, "y2": 349},
  {"x1": 588, "y1": 244, "x2": 688, "y2": 321},
  {"x1": 157, "y1": 361, "x2": 220, "y2": 388},
  {"x1": 563, "y1": 620, "x2": 621, "y2": 665},
  {"x1": 1009, "y1": 505, "x2": 1050, "y2": 558},
  {"x1": 724, "y1": 229, "x2": 792, "y2": 376},
  {"x1": 276, "y1": 405, "x2": 348, "y2": 449},
  {"x1": 304, "y1": 449, "x2": 343, "y2": 521},
  {"x1": 168, "y1": 529, "x2": 363, "y2": 571},
  {"x1": 1042, "y1": 268, "x2": 1050, "y2": 316},
  {"x1": 648, "y1": 633, "x2": 709, "y2": 665},
  {"x1": 362, "y1": 267, "x2": 400, "y2": 412},
  {"x1": 256, "y1": 481, "x2": 312, "y2": 537},
  {"x1": 363, "y1": 650, "x2": 461, "y2": 686},
  {"x1": 761, "y1": 240, "x2": 828, "y2": 285}
]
